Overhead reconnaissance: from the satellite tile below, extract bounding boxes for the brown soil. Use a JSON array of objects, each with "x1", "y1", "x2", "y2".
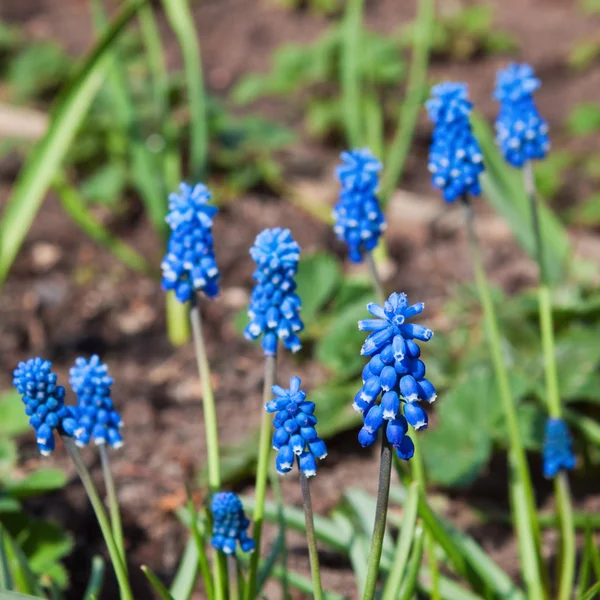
[{"x1": 2, "y1": 1, "x2": 600, "y2": 599}]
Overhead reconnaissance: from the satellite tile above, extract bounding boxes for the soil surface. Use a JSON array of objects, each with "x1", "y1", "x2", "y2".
[{"x1": 2, "y1": 1, "x2": 600, "y2": 598}]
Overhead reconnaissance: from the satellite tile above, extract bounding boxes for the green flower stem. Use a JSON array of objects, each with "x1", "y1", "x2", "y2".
[
  {"x1": 189, "y1": 295, "x2": 221, "y2": 492},
  {"x1": 299, "y1": 472, "x2": 323, "y2": 600},
  {"x1": 246, "y1": 353, "x2": 277, "y2": 600},
  {"x1": 227, "y1": 555, "x2": 240, "y2": 600},
  {"x1": 363, "y1": 435, "x2": 393, "y2": 600},
  {"x1": 63, "y1": 437, "x2": 133, "y2": 600},
  {"x1": 460, "y1": 194, "x2": 546, "y2": 598},
  {"x1": 365, "y1": 251, "x2": 386, "y2": 304},
  {"x1": 99, "y1": 445, "x2": 125, "y2": 563},
  {"x1": 524, "y1": 161, "x2": 575, "y2": 600}
]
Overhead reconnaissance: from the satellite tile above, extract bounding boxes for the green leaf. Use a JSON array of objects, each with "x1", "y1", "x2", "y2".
[
  {"x1": 331, "y1": 511, "x2": 369, "y2": 596},
  {"x1": 471, "y1": 113, "x2": 571, "y2": 284},
  {"x1": 567, "y1": 103, "x2": 600, "y2": 136},
  {"x1": 0, "y1": 525, "x2": 44, "y2": 596},
  {"x1": 6, "y1": 469, "x2": 68, "y2": 499},
  {"x1": 142, "y1": 565, "x2": 175, "y2": 600},
  {"x1": 0, "y1": 592, "x2": 45, "y2": 600},
  {"x1": 0, "y1": 528, "x2": 14, "y2": 590},
  {"x1": 295, "y1": 253, "x2": 341, "y2": 321},
  {"x1": 0, "y1": 0, "x2": 149, "y2": 286},
  {"x1": 316, "y1": 301, "x2": 368, "y2": 379},
  {"x1": 82, "y1": 556, "x2": 105, "y2": 600},
  {"x1": 19, "y1": 519, "x2": 73, "y2": 580},
  {"x1": 398, "y1": 527, "x2": 424, "y2": 600},
  {"x1": 79, "y1": 163, "x2": 128, "y2": 206},
  {"x1": 421, "y1": 371, "x2": 495, "y2": 486},
  {"x1": 0, "y1": 392, "x2": 29, "y2": 437},
  {"x1": 568, "y1": 39, "x2": 600, "y2": 70},
  {"x1": 169, "y1": 537, "x2": 199, "y2": 600},
  {"x1": 569, "y1": 193, "x2": 600, "y2": 227},
  {"x1": 582, "y1": 581, "x2": 600, "y2": 600}
]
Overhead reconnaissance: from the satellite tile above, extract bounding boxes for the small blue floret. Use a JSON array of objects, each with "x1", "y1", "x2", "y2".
[
  {"x1": 266, "y1": 377, "x2": 327, "y2": 477},
  {"x1": 70, "y1": 356, "x2": 124, "y2": 449},
  {"x1": 333, "y1": 148, "x2": 386, "y2": 263},
  {"x1": 245, "y1": 228, "x2": 304, "y2": 356},
  {"x1": 494, "y1": 63, "x2": 550, "y2": 168},
  {"x1": 543, "y1": 418, "x2": 575, "y2": 479},
  {"x1": 211, "y1": 492, "x2": 255, "y2": 555},
  {"x1": 354, "y1": 293, "x2": 436, "y2": 460},
  {"x1": 13, "y1": 358, "x2": 78, "y2": 456},
  {"x1": 426, "y1": 82, "x2": 484, "y2": 202},
  {"x1": 161, "y1": 182, "x2": 220, "y2": 302}
]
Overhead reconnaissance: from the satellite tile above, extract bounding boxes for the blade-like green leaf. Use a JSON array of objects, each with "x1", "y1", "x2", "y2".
[
  {"x1": 0, "y1": 526, "x2": 44, "y2": 596},
  {"x1": 0, "y1": 592, "x2": 45, "y2": 600},
  {"x1": 82, "y1": 556, "x2": 105, "y2": 600},
  {"x1": 398, "y1": 527, "x2": 424, "y2": 600},
  {"x1": 382, "y1": 482, "x2": 419, "y2": 600},
  {"x1": 0, "y1": 528, "x2": 14, "y2": 591},
  {"x1": 6, "y1": 469, "x2": 67, "y2": 499},
  {"x1": 169, "y1": 537, "x2": 199, "y2": 600},
  {"x1": 141, "y1": 566, "x2": 175, "y2": 600},
  {"x1": 471, "y1": 113, "x2": 570, "y2": 284},
  {"x1": 0, "y1": 392, "x2": 29, "y2": 437},
  {"x1": 160, "y1": 0, "x2": 207, "y2": 180},
  {"x1": 0, "y1": 0, "x2": 148, "y2": 286},
  {"x1": 582, "y1": 581, "x2": 600, "y2": 600}
]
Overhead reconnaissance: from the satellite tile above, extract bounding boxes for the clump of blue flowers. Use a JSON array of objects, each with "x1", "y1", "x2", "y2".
[
  {"x1": 493, "y1": 63, "x2": 550, "y2": 168},
  {"x1": 70, "y1": 356, "x2": 124, "y2": 449},
  {"x1": 161, "y1": 182, "x2": 220, "y2": 302},
  {"x1": 426, "y1": 82, "x2": 484, "y2": 202},
  {"x1": 266, "y1": 377, "x2": 327, "y2": 478},
  {"x1": 333, "y1": 148, "x2": 386, "y2": 263},
  {"x1": 13, "y1": 358, "x2": 78, "y2": 456},
  {"x1": 211, "y1": 492, "x2": 255, "y2": 555},
  {"x1": 543, "y1": 418, "x2": 575, "y2": 479},
  {"x1": 244, "y1": 228, "x2": 304, "y2": 356},
  {"x1": 354, "y1": 293, "x2": 436, "y2": 461}
]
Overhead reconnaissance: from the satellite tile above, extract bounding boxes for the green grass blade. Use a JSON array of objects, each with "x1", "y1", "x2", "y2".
[
  {"x1": 82, "y1": 556, "x2": 105, "y2": 600},
  {"x1": 381, "y1": 0, "x2": 434, "y2": 203},
  {"x1": 0, "y1": 0, "x2": 147, "y2": 286},
  {"x1": 169, "y1": 537, "x2": 199, "y2": 600},
  {"x1": 0, "y1": 529, "x2": 13, "y2": 591},
  {"x1": 398, "y1": 527, "x2": 424, "y2": 600},
  {"x1": 54, "y1": 174, "x2": 152, "y2": 274},
  {"x1": 185, "y1": 498, "x2": 214, "y2": 600},
  {"x1": 269, "y1": 565, "x2": 344, "y2": 600},
  {"x1": 0, "y1": 593, "x2": 46, "y2": 600},
  {"x1": 0, "y1": 526, "x2": 44, "y2": 597},
  {"x1": 382, "y1": 482, "x2": 419, "y2": 600},
  {"x1": 341, "y1": 0, "x2": 364, "y2": 147},
  {"x1": 471, "y1": 113, "x2": 570, "y2": 284},
  {"x1": 161, "y1": 0, "x2": 208, "y2": 180},
  {"x1": 582, "y1": 581, "x2": 600, "y2": 600},
  {"x1": 142, "y1": 566, "x2": 175, "y2": 600}
]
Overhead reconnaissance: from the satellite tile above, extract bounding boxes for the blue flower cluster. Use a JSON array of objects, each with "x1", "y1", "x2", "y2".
[
  {"x1": 13, "y1": 358, "x2": 78, "y2": 456},
  {"x1": 70, "y1": 356, "x2": 124, "y2": 449},
  {"x1": 426, "y1": 82, "x2": 485, "y2": 202},
  {"x1": 161, "y1": 182, "x2": 220, "y2": 302},
  {"x1": 244, "y1": 228, "x2": 304, "y2": 356},
  {"x1": 210, "y1": 492, "x2": 255, "y2": 554},
  {"x1": 543, "y1": 418, "x2": 575, "y2": 479},
  {"x1": 354, "y1": 293, "x2": 436, "y2": 461},
  {"x1": 493, "y1": 63, "x2": 550, "y2": 168},
  {"x1": 266, "y1": 377, "x2": 327, "y2": 478},
  {"x1": 333, "y1": 148, "x2": 386, "y2": 263}
]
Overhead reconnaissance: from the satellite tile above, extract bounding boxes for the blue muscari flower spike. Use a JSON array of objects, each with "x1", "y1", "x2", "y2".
[
  {"x1": 426, "y1": 82, "x2": 484, "y2": 203},
  {"x1": 543, "y1": 418, "x2": 575, "y2": 479},
  {"x1": 70, "y1": 356, "x2": 124, "y2": 449},
  {"x1": 161, "y1": 182, "x2": 220, "y2": 303},
  {"x1": 493, "y1": 63, "x2": 550, "y2": 168},
  {"x1": 13, "y1": 358, "x2": 78, "y2": 456},
  {"x1": 333, "y1": 148, "x2": 386, "y2": 263},
  {"x1": 211, "y1": 492, "x2": 255, "y2": 555},
  {"x1": 354, "y1": 293, "x2": 436, "y2": 461},
  {"x1": 244, "y1": 228, "x2": 304, "y2": 356},
  {"x1": 266, "y1": 376, "x2": 327, "y2": 478}
]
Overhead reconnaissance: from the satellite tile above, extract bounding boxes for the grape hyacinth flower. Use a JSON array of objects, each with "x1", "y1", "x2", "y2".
[
  {"x1": 211, "y1": 492, "x2": 255, "y2": 555},
  {"x1": 493, "y1": 63, "x2": 550, "y2": 168},
  {"x1": 161, "y1": 182, "x2": 220, "y2": 302},
  {"x1": 426, "y1": 82, "x2": 484, "y2": 202},
  {"x1": 354, "y1": 293, "x2": 436, "y2": 461},
  {"x1": 244, "y1": 228, "x2": 304, "y2": 355},
  {"x1": 70, "y1": 355, "x2": 124, "y2": 449},
  {"x1": 266, "y1": 376, "x2": 327, "y2": 477},
  {"x1": 543, "y1": 418, "x2": 575, "y2": 479},
  {"x1": 333, "y1": 148, "x2": 386, "y2": 263},
  {"x1": 13, "y1": 358, "x2": 78, "y2": 456}
]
